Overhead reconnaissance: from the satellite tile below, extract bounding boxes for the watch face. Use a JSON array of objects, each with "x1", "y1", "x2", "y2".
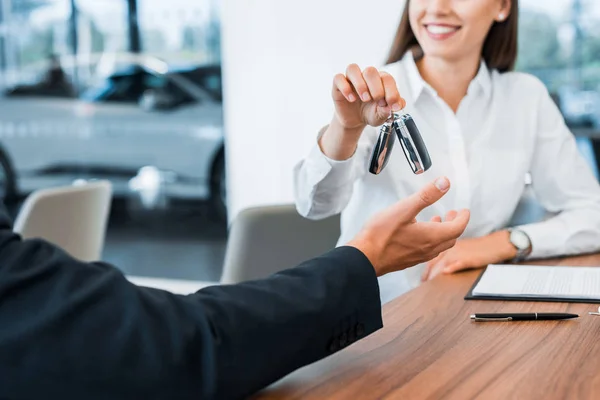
[{"x1": 510, "y1": 230, "x2": 531, "y2": 250}]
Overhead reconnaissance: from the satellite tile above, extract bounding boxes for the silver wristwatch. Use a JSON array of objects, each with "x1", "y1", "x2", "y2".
[{"x1": 508, "y1": 228, "x2": 532, "y2": 262}]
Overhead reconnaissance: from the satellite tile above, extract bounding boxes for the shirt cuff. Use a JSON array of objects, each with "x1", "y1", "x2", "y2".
[
  {"x1": 515, "y1": 220, "x2": 566, "y2": 259},
  {"x1": 303, "y1": 125, "x2": 360, "y2": 188}
]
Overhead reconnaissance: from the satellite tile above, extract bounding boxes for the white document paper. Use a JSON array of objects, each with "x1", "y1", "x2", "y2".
[{"x1": 472, "y1": 264, "x2": 600, "y2": 300}]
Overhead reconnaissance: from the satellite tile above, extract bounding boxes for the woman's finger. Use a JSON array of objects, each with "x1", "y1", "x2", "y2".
[
  {"x1": 363, "y1": 66, "x2": 386, "y2": 106},
  {"x1": 380, "y1": 71, "x2": 404, "y2": 111},
  {"x1": 421, "y1": 260, "x2": 435, "y2": 282},
  {"x1": 443, "y1": 261, "x2": 467, "y2": 274},
  {"x1": 345, "y1": 64, "x2": 371, "y2": 102},
  {"x1": 427, "y1": 259, "x2": 450, "y2": 280},
  {"x1": 332, "y1": 73, "x2": 357, "y2": 103}
]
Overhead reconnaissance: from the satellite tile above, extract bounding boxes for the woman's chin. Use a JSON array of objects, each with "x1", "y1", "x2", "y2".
[{"x1": 419, "y1": 46, "x2": 464, "y2": 62}]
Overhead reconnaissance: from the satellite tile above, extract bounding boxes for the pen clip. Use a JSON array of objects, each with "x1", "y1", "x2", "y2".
[{"x1": 470, "y1": 315, "x2": 513, "y2": 322}]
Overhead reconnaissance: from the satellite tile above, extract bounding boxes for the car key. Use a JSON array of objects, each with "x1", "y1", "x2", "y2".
[
  {"x1": 393, "y1": 113, "x2": 432, "y2": 174},
  {"x1": 368, "y1": 111, "x2": 432, "y2": 175}
]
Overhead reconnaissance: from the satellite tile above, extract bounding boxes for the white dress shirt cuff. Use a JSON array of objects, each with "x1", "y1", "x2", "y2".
[
  {"x1": 516, "y1": 220, "x2": 565, "y2": 260},
  {"x1": 303, "y1": 125, "x2": 359, "y2": 188}
]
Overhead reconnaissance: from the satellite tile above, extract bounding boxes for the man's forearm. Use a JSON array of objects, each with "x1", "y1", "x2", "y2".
[
  {"x1": 195, "y1": 246, "x2": 383, "y2": 399},
  {"x1": 0, "y1": 231, "x2": 382, "y2": 400}
]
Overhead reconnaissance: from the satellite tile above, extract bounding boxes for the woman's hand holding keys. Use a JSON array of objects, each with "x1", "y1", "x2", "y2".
[{"x1": 319, "y1": 64, "x2": 407, "y2": 161}]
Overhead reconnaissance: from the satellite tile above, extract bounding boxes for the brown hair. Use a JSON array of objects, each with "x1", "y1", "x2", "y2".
[{"x1": 385, "y1": 0, "x2": 519, "y2": 73}]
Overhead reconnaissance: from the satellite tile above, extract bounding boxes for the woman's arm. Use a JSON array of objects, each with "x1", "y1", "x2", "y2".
[
  {"x1": 514, "y1": 83, "x2": 600, "y2": 258},
  {"x1": 422, "y1": 78, "x2": 600, "y2": 281},
  {"x1": 294, "y1": 64, "x2": 406, "y2": 220},
  {"x1": 293, "y1": 120, "x2": 375, "y2": 220}
]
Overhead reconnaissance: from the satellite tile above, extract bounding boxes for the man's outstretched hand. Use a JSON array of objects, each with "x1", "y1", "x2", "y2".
[{"x1": 348, "y1": 177, "x2": 470, "y2": 277}]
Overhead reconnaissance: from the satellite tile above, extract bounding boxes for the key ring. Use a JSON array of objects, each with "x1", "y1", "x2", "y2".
[{"x1": 386, "y1": 111, "x2": 401, "y2": 124}]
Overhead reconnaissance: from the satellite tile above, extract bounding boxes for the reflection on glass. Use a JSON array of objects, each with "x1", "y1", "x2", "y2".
[
  {"x1": 0, "y1": 0, "x2": 226, "y2": 281},
  {"x1": 519, "y1": 0, "x2": 600, "y2": 129},
  {"x1": 138, "y1": 0, "x2": 220, "y2": 64},
  {"x1": 0, "y1": 0, "x2": 226, "y2": 226}
]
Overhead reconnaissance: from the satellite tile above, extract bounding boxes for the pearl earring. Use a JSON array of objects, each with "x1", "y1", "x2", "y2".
[{"x1": 498, "y1": 13, "x2": 506, "y2": 21}]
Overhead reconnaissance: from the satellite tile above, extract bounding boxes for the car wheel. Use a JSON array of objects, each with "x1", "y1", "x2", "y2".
[
  {"x1": 211, "y1": 150, "x2": 227, "y2": 221},
  {"x1": 0, "y1": 145, "x2": 17, "y2": 205}
]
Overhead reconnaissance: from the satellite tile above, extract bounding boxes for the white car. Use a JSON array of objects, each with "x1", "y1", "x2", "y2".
[{"x1": 0, "y1": 61, "x2": 226, "y2": 218}]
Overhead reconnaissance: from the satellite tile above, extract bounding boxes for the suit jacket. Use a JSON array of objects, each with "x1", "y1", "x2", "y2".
[{"x1": 0, "y1": 203, "x2": 382, "y2": 399}]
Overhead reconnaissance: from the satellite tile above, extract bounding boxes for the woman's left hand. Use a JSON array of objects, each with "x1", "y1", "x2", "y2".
[{"x1": 421, "y1": 230, "x2": 518, "y2": 281}]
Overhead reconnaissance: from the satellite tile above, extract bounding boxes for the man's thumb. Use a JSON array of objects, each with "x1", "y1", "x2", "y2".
[{"x1": 402, "y1": 177, "x2": 451, "y2": 219}]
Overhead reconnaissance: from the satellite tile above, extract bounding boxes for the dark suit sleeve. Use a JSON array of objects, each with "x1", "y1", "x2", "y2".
[{"x1": 0, "y1": 207, "x2": 382, "y2": 399}]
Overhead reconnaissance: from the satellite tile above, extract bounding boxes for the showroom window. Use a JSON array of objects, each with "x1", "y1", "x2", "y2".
[{"x1": 0, "y1": 0, "x2": 226, "y2": 281}]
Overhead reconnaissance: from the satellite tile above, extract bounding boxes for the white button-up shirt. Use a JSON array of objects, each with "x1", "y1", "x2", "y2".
[{"x1": 294, "y1": 52, "x2": 600, "y2": 303}]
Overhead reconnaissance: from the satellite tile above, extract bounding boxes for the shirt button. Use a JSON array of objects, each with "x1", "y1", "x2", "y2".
[{"x1": 338, "y1": 332, "x2": 348, "y2": 348}]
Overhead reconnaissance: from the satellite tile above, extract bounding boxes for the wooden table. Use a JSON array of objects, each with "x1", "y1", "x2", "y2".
[{"x1": 255, "y1": 254, "x2": 600, "y2": 399}]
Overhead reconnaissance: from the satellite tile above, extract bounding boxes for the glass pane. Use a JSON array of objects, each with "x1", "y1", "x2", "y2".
[
  {"x1": 518, "y1": 0, "x2": 600, "y2": 190},
  {"x1": 0, "y1": 0, "x2": 225, "y2": 280},
  {"x1": 518, "y1": 0, "x2": 600, "y2": 130},
  {"x1": 74, "y1": 0, "x2": 128, "y2": 90},
  {"x1": 0, "y1": 0, "x2": 70, "y2": 90},
  {"x1": 138, "y1": 0, "x2": 220, "y2": 64}
]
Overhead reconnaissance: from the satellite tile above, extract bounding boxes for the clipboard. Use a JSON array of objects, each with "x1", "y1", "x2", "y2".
[{"x1": 464, "y1": 265, "x2": 600, "y2": 304}]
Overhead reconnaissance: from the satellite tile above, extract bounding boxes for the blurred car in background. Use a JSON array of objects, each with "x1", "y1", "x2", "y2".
[{"x1": 0, "y1": 54, "x2": 226, "y2": 218}]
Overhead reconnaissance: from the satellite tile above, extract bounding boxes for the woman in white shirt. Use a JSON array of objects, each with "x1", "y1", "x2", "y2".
[{"x1": 294, "y1": 0, "x2": 600, "y2": 303}]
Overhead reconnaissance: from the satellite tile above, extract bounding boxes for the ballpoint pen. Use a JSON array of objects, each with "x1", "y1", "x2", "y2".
[{"x1": 470, "y1": 313, "x2": 578, "y2": 321}]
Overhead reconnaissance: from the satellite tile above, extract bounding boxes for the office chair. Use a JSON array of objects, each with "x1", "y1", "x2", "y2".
[
  {"x1": 220, "y1": 204, "x2": 341, "y2": 284},
  {"x1": 127, "y1": 204, "x2": 340, "y2": 293},
  {"x1": 13, "y1": 180, "x2": 113, "y2": 262}
]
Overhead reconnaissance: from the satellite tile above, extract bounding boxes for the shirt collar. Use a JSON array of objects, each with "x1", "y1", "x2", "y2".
[
  {"x1": 402, "y1": 52, "x2": 492, "y2": 101},
  {"x1": 470, "y1": 60, "x2": 492, "y2": 98}
]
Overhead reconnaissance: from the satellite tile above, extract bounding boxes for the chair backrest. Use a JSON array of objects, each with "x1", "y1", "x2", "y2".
[
  {"x1": 220, "y1": 205, "x2": 341, "y2": 284},
  {"x1": 13, "y1": 180, "x2": 112, "y2": 262}
]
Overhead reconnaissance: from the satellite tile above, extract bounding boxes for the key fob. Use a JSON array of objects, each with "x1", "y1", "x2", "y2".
[
  {"x1": 393, "y1": 114, "x2": 432, "y2": 174},
  {"x1": 368, "y1": 121, "x2": 396, "y2": 175}
]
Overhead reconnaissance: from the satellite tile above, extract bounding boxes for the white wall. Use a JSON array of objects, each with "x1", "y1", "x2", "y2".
[{"x1": 221, "y1": 0, "x2": 406, "y2": 222}]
